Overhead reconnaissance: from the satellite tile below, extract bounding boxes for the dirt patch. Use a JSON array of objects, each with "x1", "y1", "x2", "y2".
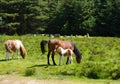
[
  {"x1": 0, "y1": 75, "x2": 119, "y2": 84},
  {"x1": 0, "y1": 75, "x2": 82, "y2": 84},
  {"x1": 0, "y1": 75, "x2": 38, "y2": 84}
]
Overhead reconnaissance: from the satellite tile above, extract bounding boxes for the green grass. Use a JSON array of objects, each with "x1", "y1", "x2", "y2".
[{"x1": 0, "y1": 34, "x2": 120, "y2": 82}]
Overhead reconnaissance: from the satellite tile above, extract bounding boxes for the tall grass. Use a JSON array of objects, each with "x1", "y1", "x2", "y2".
[{"x1": 0, "y1": 35, "x2": 120, "y2": 80}]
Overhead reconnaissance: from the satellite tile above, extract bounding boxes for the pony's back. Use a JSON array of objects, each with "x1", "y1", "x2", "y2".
[{"x1": 56, "y1": 47, "x2": 73, "y2": 56}]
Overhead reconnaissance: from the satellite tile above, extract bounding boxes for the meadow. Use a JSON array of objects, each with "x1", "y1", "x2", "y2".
[{"x1": 0, "y1": 35, "x2": 120, "y2": 83}]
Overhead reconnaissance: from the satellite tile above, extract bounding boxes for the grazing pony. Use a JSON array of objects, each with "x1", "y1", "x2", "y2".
[
  {"x1": 54, "y1": 46, "x2": 73, "y2": 65},
  {"x1": 40, "y1": 39, "x2": 82, "y2": 65},
  {"x1": 4, "y1": 40, "x2": 27, "y2": 60}
]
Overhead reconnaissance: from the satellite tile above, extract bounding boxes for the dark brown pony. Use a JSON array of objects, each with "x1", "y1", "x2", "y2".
[{"x1": 40, "y1": 39, "x2": 82, "y2": 65}]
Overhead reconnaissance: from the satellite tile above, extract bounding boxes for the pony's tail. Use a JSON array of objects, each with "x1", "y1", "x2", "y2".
[
  {"x1": 40, "y1": 40, "x2": 49, "y2": 54},
  {"x1": 72, "y1": 42, "x2": 82, "y2": 63},
  {"x1": 20, "y1": 44, "x2": 27, "y2": 59}
]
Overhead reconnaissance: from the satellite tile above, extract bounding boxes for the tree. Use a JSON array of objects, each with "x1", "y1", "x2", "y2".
[
  {"x1": 0, "y1": 0, "x2": 44, "y2": 35},
  {"x1": 0, "y1": 0, "x2": 120, "y2": 36},
  {"x1": 74, "y1": 0, "x2": 96, "y2": 35},
  {"x1": 94, "y1": 0, "x2": 120, "y2": 36},
  {"x1": 47, "y1": 0, "x2": 96, "y2": 35}
]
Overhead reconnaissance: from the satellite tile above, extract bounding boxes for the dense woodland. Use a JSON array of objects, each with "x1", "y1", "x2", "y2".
[{"x1": 0, "y1": 0, "x2": 120, "y2": 36}]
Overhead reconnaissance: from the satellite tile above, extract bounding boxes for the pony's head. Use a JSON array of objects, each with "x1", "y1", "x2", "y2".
[
  {"x1": 20, "y1": 46, "x2": 27, "y2": 59},
  {"x1": 71, "y1": 42, "x2": 82, "y2": 64},
  {"x1": 14, "y1": 40, "x2": 27, "y2": 59},
  {"x1": 76, "y1": 53, "x2": 82, "y2": 63},
  {"x1": 54, "y1": 46, "x2": 62, "y2": 55}
]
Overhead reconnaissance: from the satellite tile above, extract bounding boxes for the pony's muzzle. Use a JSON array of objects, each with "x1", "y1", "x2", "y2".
[{"x1": 76, "y1": 58, "x2": 81, "y2": 63}]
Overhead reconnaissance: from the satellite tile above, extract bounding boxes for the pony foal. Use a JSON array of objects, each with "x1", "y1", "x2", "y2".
[
  {"x1": 54, "y1": 46, "x2": 73, "y2": 65},
  {"x1": 4, "y1": 40, "x2": 27, "y2": 60}
]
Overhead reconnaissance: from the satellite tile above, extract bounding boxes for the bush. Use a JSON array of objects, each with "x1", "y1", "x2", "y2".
[
  {"x1": 25, "y1": 68, "x2": 36, "y2": 76},
  {"x1": 61, "y1": 61, "x2": 120, "y2": 80}
]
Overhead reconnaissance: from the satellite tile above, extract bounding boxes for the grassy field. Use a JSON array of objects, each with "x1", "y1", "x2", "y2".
[{"x1": 0, "y1": 35, "x2": 120, "y2": 83}]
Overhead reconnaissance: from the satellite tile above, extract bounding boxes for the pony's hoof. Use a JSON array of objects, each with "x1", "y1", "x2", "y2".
[{"x1": 54, "y1": 63, "x2": 57, "y2": 66}]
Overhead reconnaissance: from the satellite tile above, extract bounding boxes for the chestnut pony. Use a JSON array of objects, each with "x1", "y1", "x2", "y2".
[
  {"x1": 4, "y1": 40, "x2": 27, "y2": 60},
  {"x1": 40, "y1": 39, "x2": 82, "y2": 65},
  {"x1": 54, "y1": 46, "x2": 73, "y2": 65}
]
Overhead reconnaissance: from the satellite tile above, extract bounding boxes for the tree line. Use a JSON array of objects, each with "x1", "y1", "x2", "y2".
[{"x1": 0, "y1": 0, "x2": 120, "y2": 36}]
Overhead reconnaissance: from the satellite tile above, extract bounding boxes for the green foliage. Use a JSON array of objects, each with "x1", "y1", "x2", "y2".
[
  {"x1": 0, "y1": 0, "x2": 47, "y2": 35},
  {"x1": 94, "y1": 0, "x2": 120, "y2": 36},
  {"x1": 25, "y1": 68, "x2": 36, "y2": 76},
  {"x1": 0, "y1": 0, "x2": 120, "y2": 36}
]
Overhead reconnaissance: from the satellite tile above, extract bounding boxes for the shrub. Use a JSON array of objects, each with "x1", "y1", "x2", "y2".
[{"x1": 25, "y1": 68, "x2": 36, "y2": 76}]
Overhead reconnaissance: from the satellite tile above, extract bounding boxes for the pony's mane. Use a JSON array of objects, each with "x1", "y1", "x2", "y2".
[{"x1": 71, "y1": 42, "x2": 82, "y2": 59}]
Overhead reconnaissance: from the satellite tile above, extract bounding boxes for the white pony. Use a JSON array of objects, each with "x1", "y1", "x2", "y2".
[
  {"x1": 54, "y1": 46, "x2": 73, "y2": 65},
  {"x1": 4, "y1": 40, "x2": 27, "y2": 60}
]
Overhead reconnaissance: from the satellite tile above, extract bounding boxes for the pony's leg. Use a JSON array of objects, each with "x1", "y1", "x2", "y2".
[
  {"x1": 47, "y1": 51, "x2": 51, "y2": 65},
  {"x1": 59, "y1": 56, "x2": 62, "y2": 65},
  {"x1": 66, "y1": 57, "x2": 69, "y2": 64},
  {"x1": 12, "y1": 53, "x2": 14, "y2": 59},
  {"x1": 69, "y1": 55, "x2": 73, "y2": 64},
  {"x1": 52, "y1": 51, "x2": 56, "y2": 65},
  {"x1": 17, "y1": 49, "x2": 20, "y2": 59},
  {"x1": 61, "y1": 54, "x2": 64, "y2": 65},
  {"x1": 6, "y1": 51, "x2": 9, "y2": 61}
]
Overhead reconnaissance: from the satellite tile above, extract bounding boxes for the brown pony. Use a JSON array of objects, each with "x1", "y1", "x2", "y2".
[
  {"x1": 4, "y1": 40, "x2": 27, "y2": 60},
  {"x1": 54, "y1": 46, "x2": 73, "y2": 65},
  {"x1": 40, "y1": 39, "x2": 82, "y2": 65}
]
